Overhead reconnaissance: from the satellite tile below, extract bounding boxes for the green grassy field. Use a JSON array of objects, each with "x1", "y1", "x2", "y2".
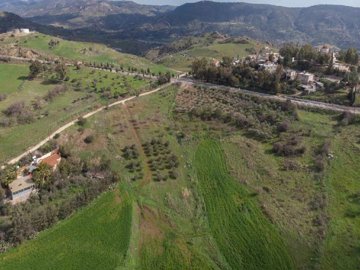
[
  {"x1": 195, "y1": 139, "x2": 294, "y2": 270},
  {"x1": 1, "y1": 83, "x2": 360, "y2": 270},
  {"x1": 68, "y1": 67, "x2": 149, "y2": 96},
  {"x1": 0, "y1": 63, "x2": 54, "y2": 109},
  {"x1": 319, "y1": 126, "x2": 360, "y2": 270},
  {"x1": 0, "y1": 33, "x2": 169, "y2": 74},
  {"x1": 156, "y1": 38, "x2": 264, "y2": 71},
  {"x1": 0, "y1": 63, "x2": 149, "y2": 164},
  {"x1": 0, "y1": 185, "x2": 133, "y2": 270}
]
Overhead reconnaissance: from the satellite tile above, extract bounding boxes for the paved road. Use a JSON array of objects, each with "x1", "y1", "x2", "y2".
[
  {"x1": 6, "y1": 83, "x2": 172, "y2": 165},
  {"x1": 177, "y1": 78, "x2": 360, "y2": 114}
]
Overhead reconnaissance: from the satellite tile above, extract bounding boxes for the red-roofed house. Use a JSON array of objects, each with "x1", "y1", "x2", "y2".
[{"x1": 39, "y1": 150, "x2": 61, "y2": 171}]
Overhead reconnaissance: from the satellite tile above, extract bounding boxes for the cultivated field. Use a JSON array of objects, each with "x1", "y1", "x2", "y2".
[{"x1": 1, "y1": 83, "x2": 360, "y2": 270}]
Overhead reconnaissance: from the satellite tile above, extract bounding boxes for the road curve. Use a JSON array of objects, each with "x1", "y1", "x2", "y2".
[{"x1": 6, "y1": 83, "x2": 172, "y2": 165}]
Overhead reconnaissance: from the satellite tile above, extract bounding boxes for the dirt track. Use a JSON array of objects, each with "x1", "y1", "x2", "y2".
[{"x1": 6, "y1": 83, "x2": 172, "y2": 165}]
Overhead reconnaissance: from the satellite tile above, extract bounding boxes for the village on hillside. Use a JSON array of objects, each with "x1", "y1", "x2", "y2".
[{"x1": 194, "y1": 42, "x2": 359, "y2": 105}]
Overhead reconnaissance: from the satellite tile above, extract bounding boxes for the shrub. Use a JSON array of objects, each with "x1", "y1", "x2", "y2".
[
  {"x1": 44, "y1": 85, "x2": 67, "y2": 102},
  {"x1": 84, "y1": 135, "x2": 94, "y2": 144},
  {"x1": 314, "y1": 155, "x2": 325, "y2": 172},
  {"x1": 273, "y1": 137, "x2": 306, "y2": 157},
  {"x1": 77, "y1": 116, "x2": 87, "y2": 126},
  {"x1": 339, "y1": 111, "x2": 356, "y2": 126},
  {"x1": 277, "y1": 120, "x2": 290, "y2": 133},
  {"x1": 3, "y1": 102, "x2": 26, "y2": 117}
]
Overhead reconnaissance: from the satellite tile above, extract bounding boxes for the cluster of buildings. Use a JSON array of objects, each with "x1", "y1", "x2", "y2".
[
  {"x1": 8, "y1": 150, "x2": 61, "y2": 204},
  {"x1": 243, "y1": 44, "x2": 351, "y2": 93}
]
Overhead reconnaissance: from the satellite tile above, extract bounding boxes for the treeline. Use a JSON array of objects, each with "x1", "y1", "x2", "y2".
[
  {"x1": 280, "y1": 44, "x2": 359, "y2": 72},
  {"x1": 191, "y1": 57, "x2": 295, "y2": 94},
  {"x1": 29, "y1": 60, "x2": 68, "y2": 82},
  {"x1": 0, "y1": 146, "x2": 118, "y2": 251},
  {"x1": 279, "y1": 44, "x2": 332, "y2": 69}
]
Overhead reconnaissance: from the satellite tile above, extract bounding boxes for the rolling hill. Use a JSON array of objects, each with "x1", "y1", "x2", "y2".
[{"x1": 146, "y1": 33, "x2": 273, "y2": 71}]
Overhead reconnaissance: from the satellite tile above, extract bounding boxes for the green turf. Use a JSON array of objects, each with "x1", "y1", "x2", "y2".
[
  {"x1": 194, "y1": 139, "x2": 294, "y2": 270},
  {"x1": 0, "y1": 186, "x2": 132, "y2": 270}
]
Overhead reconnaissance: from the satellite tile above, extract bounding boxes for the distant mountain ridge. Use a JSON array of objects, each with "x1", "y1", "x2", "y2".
[
  {"x1": 2, "y1": 1, "x2": 360, "y2": 53},
  {"x1": 152, "y1": 1, "x2": 360, "y2": 48}
]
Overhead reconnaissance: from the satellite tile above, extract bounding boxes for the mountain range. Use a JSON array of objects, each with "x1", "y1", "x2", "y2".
[{"x1": 2, "y1": 0, "x2": 360, "y2": 54}]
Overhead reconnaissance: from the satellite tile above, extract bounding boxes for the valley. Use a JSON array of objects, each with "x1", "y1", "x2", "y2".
[
  {"x1": 0, "y1": 1, "x2": 360, "y2": 269},
  {"x1": 1, "y1": 81, "x2": 360, "y2": 269}
]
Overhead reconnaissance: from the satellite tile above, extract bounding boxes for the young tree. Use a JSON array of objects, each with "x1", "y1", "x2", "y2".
[
  {"x1": 32, "y1": 163, "x2": 53, "y2": 189},
  {"x1": 0, "y1": 166, "x2": 17, "y2": 187},
  {"x1": 28, "y1": 61, "x2": 44, "y2": 79},
  {"x1": 54, "y1": 63, "x2": 67, "y2": 81},
  {"x1": 345, "y1": 48, "x2": 359, "y2": 65}
]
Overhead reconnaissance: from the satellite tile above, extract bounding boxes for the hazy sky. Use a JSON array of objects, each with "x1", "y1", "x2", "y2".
[{"x1": 132, "y1": 0, "x2": 360, "y2": 7}]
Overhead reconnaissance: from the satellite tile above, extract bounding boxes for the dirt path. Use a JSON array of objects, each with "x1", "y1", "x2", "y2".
[{"x1": 6, "y1": 83, "x2": 172, "y2": 166}]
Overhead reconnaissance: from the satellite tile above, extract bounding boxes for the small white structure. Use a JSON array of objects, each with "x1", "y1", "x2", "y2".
[
  {"x1": 9, "y1": 175, "x2": 35, "y2": 204},
  {"x1": 298, "y1": 72, "x2": 315, "y2": 85},
  {"x1": 10, "y1": 28, "x2": 32, "y2": 36},
  {"x1": 333, "y1": 63, "x2": 350, "y2": 73},
  {"x1": 20, "y1": 28, "x2": 30, "y2": 34},
  {"x1": 259, "y1": 62, "x2": 278, "y2": 73},
  {"x1": 286, "y1": 69, "x2": 297, "y2": 80}
]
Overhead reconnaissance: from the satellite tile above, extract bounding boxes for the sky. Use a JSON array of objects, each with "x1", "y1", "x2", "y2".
[{"x1": 132, "y1": 0, "x2": 360, "y2": 7}]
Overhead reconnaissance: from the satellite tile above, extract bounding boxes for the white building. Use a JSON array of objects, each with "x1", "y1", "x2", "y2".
[
  {"x1": 298, "y1": 72, "x2": 315, "y2": 85},
  {"x1": 9, "y1": 175, "x2": 35, "y2": 204},
  {"x1": 333, "y1": 63, "x2": 350, "y2": 73},
  {"x1": 20, "y1": 28, "x2": 30, "y2": 34},
  {"x1": 285, "y1": 69, "x2": 297, "y2": 80},
  {"x1": 259, "y1": 62, "x2": 278, "y2": 73}
]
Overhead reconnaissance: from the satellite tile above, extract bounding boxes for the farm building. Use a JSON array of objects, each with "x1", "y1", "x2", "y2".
[
  {"x1": 9, "y1": 175, "x2": 35, "y2": 203},
  {"x1": 298, "y1": 72, "x2": 315, "y2": 85},
  {"x1": 39, "y1": 150, "x2": 61, "y2": 171}
]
